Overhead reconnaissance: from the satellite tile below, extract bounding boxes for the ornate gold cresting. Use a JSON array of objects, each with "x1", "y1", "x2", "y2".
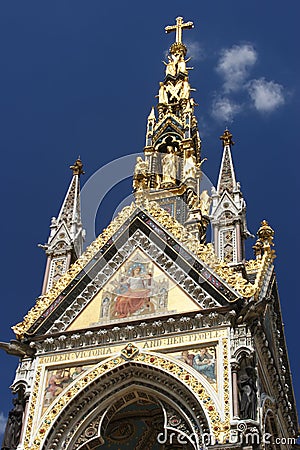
[
  {"x1": 220, "y1": 128, "x2": 234, "y2": 147},
  {"x1": 70, "y1": 157, "x2": 85, "y2": 176}
]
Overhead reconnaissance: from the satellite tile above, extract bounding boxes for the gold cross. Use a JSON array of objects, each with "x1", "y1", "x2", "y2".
[{"x1": 165, "y1": 16, "x2": 194, "y2": 44}]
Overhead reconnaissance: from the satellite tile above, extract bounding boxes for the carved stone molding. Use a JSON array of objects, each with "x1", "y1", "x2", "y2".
[
  {"x1": 11, "y1": 358, "x2": 37, "y2": 397},
  {"x1": 254, "y1": 324, "x2": 296, "y2": 437},
  {"x1": 31, "y1": 309, "x2": 236, "y2": 355},
  {"x1": 230, "y1": 325, "x2": 253, "y2": 358}
]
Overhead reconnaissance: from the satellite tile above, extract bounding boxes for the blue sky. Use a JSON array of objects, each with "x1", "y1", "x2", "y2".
[{"x1": 0, "y1": 0, "x2": 299, "y2": 436}]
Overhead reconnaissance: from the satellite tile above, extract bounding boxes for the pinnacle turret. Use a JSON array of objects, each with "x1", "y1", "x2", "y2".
[
  {"x1": 211, "y1": 130, "x2": 251, "y2": 264},
  {"x1": 40, "y1": 158, "x2": 85, "y2": 294},
  {"x1": 217, "y1": 129, "x2": 237, "y2": 195}
]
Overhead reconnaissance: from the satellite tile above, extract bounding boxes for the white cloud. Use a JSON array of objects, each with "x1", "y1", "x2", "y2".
[
  {"x1": 211, "y1": 96, "x2": 241, "y2": 122},
  {"x1": 186, "y1": 40, "x2": 205, "y2": 61},
  {"x1": 217, "y1": 44, "x2": 257, "y2": 92},
  {"x1": 0, "y1": 412, "x2": 7, "y2": 435},
  {"x1": 248, "y1": 78, "x2": 285, "y2": 112},
  {"x1": 163, "y1": 49, "x2": 169, "y2": 61}
]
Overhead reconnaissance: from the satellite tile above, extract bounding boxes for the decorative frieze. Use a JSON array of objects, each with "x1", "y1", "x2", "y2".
[{"x1": 32, "y1": 311, "x2": 235, "y2": 355}]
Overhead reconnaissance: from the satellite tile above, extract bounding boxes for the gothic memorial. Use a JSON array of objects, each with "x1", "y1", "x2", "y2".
[{"x1": 1, "y1": 17, "x2": 298, "y2": 450}]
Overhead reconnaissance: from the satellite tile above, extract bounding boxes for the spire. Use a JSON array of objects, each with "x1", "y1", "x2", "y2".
[
  {"x1": 40, "y1": 158, "x2": 85, "y2": 294},
  {"x1": 133, "y1": 17, "x2": 209, "y2": 243},
  {"x1": 56, "y1": 158, "x2": 84, "y2": 237},
  {"x1": 211, "y1": 130, "x2": 251, "y2": 264},
  {"x1": 148, "y1": 107, "x2": 155, "y2": 120},
  {"x1": 217, "y1": 129, "x2": 237, "y2": 194}
]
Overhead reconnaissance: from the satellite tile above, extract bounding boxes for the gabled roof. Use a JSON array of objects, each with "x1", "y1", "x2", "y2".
[{"x1": 13, "y1": 201, "x2": 263, "y2": 339}]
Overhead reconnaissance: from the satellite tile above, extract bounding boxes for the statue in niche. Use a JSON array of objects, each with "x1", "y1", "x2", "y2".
[
  {"x1": 161, "y1": 146, "x2": 177, "y2": 186},
  {"x1": 2, "y1": 397, "x2": 24, "y2": 450},
  {"x1": 199, "y1": 190, "x2": 211, "y2": 216},
  {"x1": 158, "y1": 82, "x2": 168, "y2": 104},
  {"x1": 133, "y1": 157, "x2": 149, "y2": 191},
  {"x1": 238, "y1": 366, "x2": 257, "y2": 420},
  {"x1": 183, "y1": 150, "x2": 197, "y2": 180}
]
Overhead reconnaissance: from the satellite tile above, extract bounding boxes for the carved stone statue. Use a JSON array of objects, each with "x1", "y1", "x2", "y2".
[
  {"x1": 134, "y1": 157, "x2": 148, "y2": 177},
  {"x1": 164, "y1": 49, "x2": 188, "y2": 78},
  {"x1": 181, "y1": 77, "x2": 190, "y2": 99},
  {"x1": 162, "y1": 146, "x2": 177, "y2": 186},
  {"x1": 2, "y1": 398, "x2": 24, "y2": 450},
  {"x1": 133, "y1": 157, "x2": 149, "y2": 192},
  {"x1": 165, "y1": 55, "x2": 177, "y2": 77},
  {"x1": 177, "y1": 57, "x2": 187, "y2": 75},
  {"x1": 238, "y1": 366, "x2": 257, "y2": 420},
  {"x1": 199, "y1": 190, "x2": 211, "y2": 216},
  {"x1": 158, "y1": 82, "x2": 168, "y2": 104},
  {"x1": 183, "y1": 151, "x2": 197, "y2": 180}
]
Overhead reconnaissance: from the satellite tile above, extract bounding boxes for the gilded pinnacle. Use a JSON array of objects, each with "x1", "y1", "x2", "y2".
[
  {"x1": 220, "y1": 129, "x2": 234, "y2": 147},
  {"x1": 70, "y1": 158, "x2": 85, "y2": 176},
  {"x1": 253, "y1": 220, "x2": 275, "y2": 260},
  {"x1": 257, "y1": 220, "x2": 274, "y2": 244}
]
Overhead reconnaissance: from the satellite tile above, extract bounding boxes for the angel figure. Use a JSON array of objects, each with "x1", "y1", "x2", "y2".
[
  {"x1": 158, "y1": 82, "x2": 168, "y2": 104},
  {"x1": 181, "y1": 77, "x2": 190, "y2": 99},
  {"x1": 164, "y1": 55, "x2": 177, "y2": 77},
  {"x1": 134, "y1": 157, "x2": 148, "y2": 176},
  {"x1": 200, "y1": 190, "x2": 211, "y2": 216},
  {"x1": 183, "y1": 151, "x2": 197, "y2": 180},
  {"x1": 133, "y1": 157, "x2": 149, "y2": 191}
]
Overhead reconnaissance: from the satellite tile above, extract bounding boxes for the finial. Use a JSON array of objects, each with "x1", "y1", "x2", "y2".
[
  {"x1": 165, "y1": 17, "x2": 194, "y2": 57},
  {"x1": 257, "y1": 220, "x2": 274, "y2": 245},
  {"x1": 220, "y1": 129, "x2": 234, "y2": 147},
  {"x1": 253, "y1": 220, "x2": 275, "y2": 259},
  {"x1": 70, "y1": 158, "x2": 85, "y2": 176},
  {"x1": 148, "y1": 107, "x2": 156, "y2": 120},
  {"x1": 165, "y1": 17, "x2": 194, "y2": 44}
]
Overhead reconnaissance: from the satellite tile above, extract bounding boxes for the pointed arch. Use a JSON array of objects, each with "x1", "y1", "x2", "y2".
[{"x1": 31, "y1": 351, "x2": 225, "y2": 450}]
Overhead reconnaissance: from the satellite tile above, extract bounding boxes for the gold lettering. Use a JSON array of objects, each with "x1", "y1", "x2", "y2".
[{"x1": 38, "y1": 328, "x2": 228, "y2": 366}]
